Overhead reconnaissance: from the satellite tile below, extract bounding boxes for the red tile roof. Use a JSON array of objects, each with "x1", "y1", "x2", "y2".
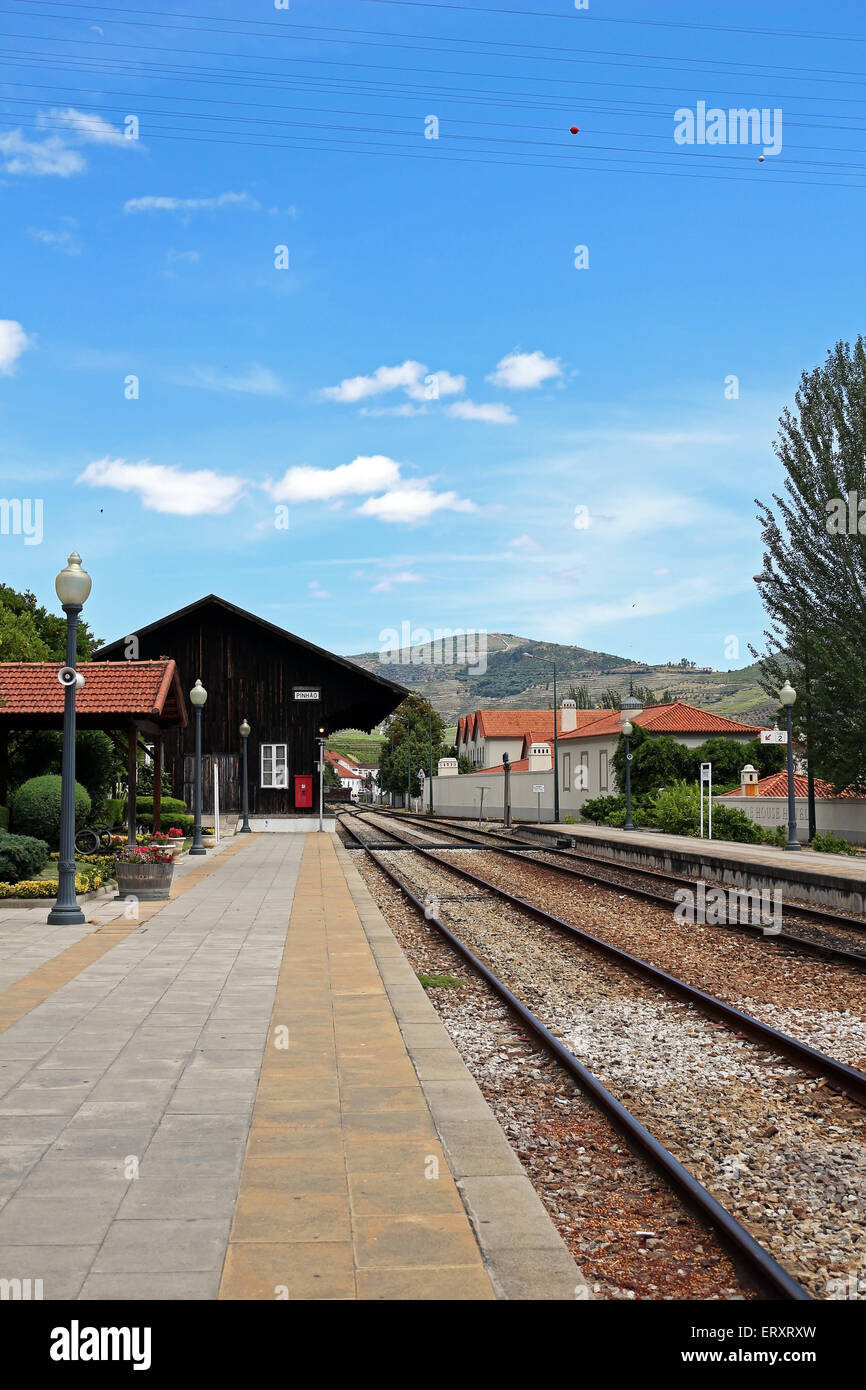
[
  {"x1": 721, "y1": 772, "x2": 864, "y2": 800},
  {"x1": 558, "y1": 702, "x2": 764, "y2": 740},
  {"x1": 0, "y1": 661, "x2": 186, "y2": 723},
  {"x1": 458, "y1": 707, "x2": 609, "y2": 743}
]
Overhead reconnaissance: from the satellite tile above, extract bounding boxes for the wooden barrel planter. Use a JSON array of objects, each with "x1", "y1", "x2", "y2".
[{"x1": 115, "y1": 858, "x2": 175, "y2": 902}]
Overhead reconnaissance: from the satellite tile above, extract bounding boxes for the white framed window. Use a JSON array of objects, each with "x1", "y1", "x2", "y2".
[
  {"x1": 562, "y1": 753, "x2": 571, "y2": 791},
  {"x1": 261, "y1": 743, "x2": 288, "y2": 788},
  {"x1": 600, "y1": 750, "x2": 608, "y2": 792},
  {"x1": 580, "y1": 751, "x2": 590, "y2": 792}
]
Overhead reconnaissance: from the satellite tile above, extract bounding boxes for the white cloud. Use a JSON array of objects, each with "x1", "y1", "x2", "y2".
[
  {"x1": 320, "y1": 360, "x2": 465, "y2": 405},
  {"x1": 357, "y1": 485, "x2": 477, "y2": 525},
  {"x1": 309, "y1": 580, "x2": 330, "y2": 600},
  {"x1": 0, "y1": 320, "x2": 32, "y2": 375},
  {"x1": 41, "y1": 109, "x2": 132, "y2": 147},
  {"x1": 0, "y1": 131, "x2": 84, "y2": 177},
  {"x1": 508, "y1": 535, "x2": 542, "y2": 552},
  {"x1": 447, "y1": 399, "x2": 516, "y2": 425},
  {"x1": 371, "y1": 570, "x2": 423, "y2": 593},
  {"x1": 488, "y1": 350, "x2": 562, "y2": 390},
  {"x1": 123, "y1": 192, "x2": 260, "y2": 214},
  {"x1": 267, "y1": 455, "x2": 401, "y2": 503},
  {"x1": 29, "y1": 227, "x2": 80, "y2": 255},
  {"x1": 166, "y1": 249, "x2": 200, "y2": 264},
  {"x1": 77, "y1": 457, "x2": 245, "y2": 516},
  {"x1": 179, "y1": 364, "x2": 284, "y2": 397}
]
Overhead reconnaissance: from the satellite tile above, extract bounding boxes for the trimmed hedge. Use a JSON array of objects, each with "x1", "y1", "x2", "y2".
[
  {"x1": 133, "y1": 796, "x2": 188, "y2": 817},
  {"x1": 106, "y1": 798, "x2": 126, "y2": 827},
  {"x1": 0, "y1": 830, "x2": 49, "y2": 883},
  {"x1": 10, "y1": 775, "x2": 91, "y2": 848},
  {"x1": 159, "y1": 813, "x2": 194, "y2": 836}
]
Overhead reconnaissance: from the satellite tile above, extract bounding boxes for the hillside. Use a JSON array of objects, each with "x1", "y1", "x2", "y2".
[{"x1": 348, "y1": 633, "x2": 775, "y2": 726}]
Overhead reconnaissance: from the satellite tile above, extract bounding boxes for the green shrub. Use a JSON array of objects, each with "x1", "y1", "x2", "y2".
[
  {"x1": 650, "y1": 781, "x2": 701, "y2": 837},
  {"x1": 106, "y1": 798, "x2": 126, "y2": 827},
  {"x1": 709, "y1": 804, "x2": 764, "y2": 844},
  {"x1": 581, "y1": 794, "x2": 625, "y2": 824},
  {"x1": 0, "y1": 806, "x2": 8, "y2": 831},
  {"x1": 159, "y1": 813, "x2": 194, "y2": 836},
  {"x1": 0, "y1": 829, "x2": 49, "y2": 882},
  {"x1": 10, "y1": 775, "x2": 91, "y2": 848},
  {"x1": 133, "y1": 796, "x2": 187, "y2": 817},
  {"x1": 811, "y1": 831, "x2": 857, "y2": 856},
  {"x1": 761, "y1": 825, "x2": 788, "y2": 848}
]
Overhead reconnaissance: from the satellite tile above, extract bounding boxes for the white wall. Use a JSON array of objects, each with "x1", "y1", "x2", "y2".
[
  {"x1": 721, "y1": 794, "x2": 866, "y2": 845},
  {"x1": 430, "y1": 769, "x2": 558, "y2": 821}
]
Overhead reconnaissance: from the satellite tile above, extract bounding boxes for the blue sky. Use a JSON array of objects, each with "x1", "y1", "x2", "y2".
[{"x1": 1, "y1": 0, "x2": 865, "y2": 672}]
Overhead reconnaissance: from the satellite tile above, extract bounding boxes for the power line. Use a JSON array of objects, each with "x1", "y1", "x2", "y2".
[
  {"x1": 358, "y1": 0, "x2": 866, "y2": 44},
  {"x1": 12, "y1": 0, "x2": 866, "y2": 86}
]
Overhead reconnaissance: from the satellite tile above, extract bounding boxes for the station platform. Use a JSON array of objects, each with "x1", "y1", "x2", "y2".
[
  {"x1": 515, "y1": 820, "x2": 866, "y2": 913},
  {"x1": 0, "y1": 832, "x2": 584, "y2": 1301}
]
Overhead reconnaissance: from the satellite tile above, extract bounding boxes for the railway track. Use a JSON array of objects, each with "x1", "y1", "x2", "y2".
[
  {"x1": 339, "y1": 809, "x2": 866, "y2": 1300},
  {"x1": 370, "y1": 806, "x2": 866, "y2": 969}
]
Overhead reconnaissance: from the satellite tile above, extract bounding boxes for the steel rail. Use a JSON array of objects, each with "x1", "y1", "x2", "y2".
[
  {"x1": 370, "y1": 807, "x2": 866, "y2": 969},
  {"x1": 338, "y1": 812, "x2": 812, "y2": 1301},
  {"x1": 344, "y1": 810, "x2": 866, "y2": 1107}
]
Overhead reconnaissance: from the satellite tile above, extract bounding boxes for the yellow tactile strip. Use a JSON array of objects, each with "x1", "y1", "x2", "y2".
[
  {"x1": 0, "y1": 836, "x2": 256, "y2": 1035},
  {"x1": 219, "y1": 833, "x2": 495, "y2": 1301}
]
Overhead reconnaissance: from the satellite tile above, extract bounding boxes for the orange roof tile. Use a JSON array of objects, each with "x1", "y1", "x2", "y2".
[
  {"x1": 721, "y1": 772, "x2": 864, "y2": 800},
  {"x1": 558, "y1": 701, "x2": 764, "y2": 740},
  {"x1": 0, "y1": 661, "x2": 186, "y2": 724}
]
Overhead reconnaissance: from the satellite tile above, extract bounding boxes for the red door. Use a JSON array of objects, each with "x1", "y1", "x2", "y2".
[{"x1": 294, "y1": 774, "x2": 313, "y2": 809}]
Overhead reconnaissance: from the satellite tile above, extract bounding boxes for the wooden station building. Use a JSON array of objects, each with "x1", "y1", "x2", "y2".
[{"x1": 93, "y1": 594, "x2": 407, "y2": 821}]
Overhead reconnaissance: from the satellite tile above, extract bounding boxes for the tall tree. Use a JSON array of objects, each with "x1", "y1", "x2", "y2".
[
  {"x1": 378, "y1": 695, "x2": 447, "y2": 798},
  {"x1": 752, "y1": 336, "x2": 866, "y2": 792},
  {"x1": 0, "y1": 583, "x2": 98, "y2": 661}
]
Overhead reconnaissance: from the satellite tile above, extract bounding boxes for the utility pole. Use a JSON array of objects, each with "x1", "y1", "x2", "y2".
[{"x1": 552, "y1": 660, "x2": 560, "y2": 824}]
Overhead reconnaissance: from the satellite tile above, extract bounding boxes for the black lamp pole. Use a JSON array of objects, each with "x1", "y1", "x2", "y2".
[
  {"x1": 622, "y1": 718, "x2": 634, "y2": 831},
  {"x1": 781, "y1": 681, "x2": 801, "y2": 851},
  {"x1": 239, "y1": 719, "x2": 251, "y2": 832},
  {"x1": 48, "y1": 552, "x2": 90, "y2": 925},
  {"x1": 189, "y1": 680, "x2": 207, "y2": 854},
  {"x1": 552, "y1": 661, "x2": 560, "y2": 824},
  {"x1": 428, "y1": 709, "x2": 434, "y2": 816}
]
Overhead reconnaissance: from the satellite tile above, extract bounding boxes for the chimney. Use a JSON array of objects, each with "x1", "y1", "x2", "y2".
[
  {"x1": 437, "y1": 757, "x2": 458, "y2": 777},
  {"x1": 561, "y1": 697, "x2": 577, "y2": 734},
  {"x1": 528, "y1": 741, "x2": 552, "y2": 773},
  {"x1": 740, "y1": 764, "x2": 759, "y2": 796}
]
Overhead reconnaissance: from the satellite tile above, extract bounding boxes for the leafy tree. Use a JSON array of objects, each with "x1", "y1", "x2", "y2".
[
  {"x1": 0, "y1": 583, "x2": 98, "y2": 661},
  {"x1": 611, "y1": 727, "x2": 692, "y2": 798},
  {"x1": 752, "y1": 336, "x2": 866, "y2": 791},
  {"x1": 8, "y1": 730, "x2": 121, "y2": 810},
  {"x1": 566, "y1": 684, "x2": 593, "y2": 708},
  {"x1": 378, "y1": 695, "x2": 446, "y2": 798},
  {"x1": 324, "y1": 761, "x2": 342, "y2": 788}
]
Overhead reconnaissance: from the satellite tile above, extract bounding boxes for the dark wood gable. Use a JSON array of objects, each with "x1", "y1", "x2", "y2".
[{"x1": 93, "y1": 595, "x2": 407, "y2": 816}]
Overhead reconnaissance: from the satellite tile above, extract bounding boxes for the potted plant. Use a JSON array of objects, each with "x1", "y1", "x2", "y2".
[
  {"x1": 114, "y1": 844, "x2": 175, "y2": 901},
  {"x1": 166, "y1": 827, "x2": 185, "y2": 860}
]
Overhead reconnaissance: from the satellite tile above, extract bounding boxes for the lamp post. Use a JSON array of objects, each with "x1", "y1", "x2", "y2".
[
  {"x1": 552, "y1": 660, "x2": 560, "y2": 825},
  {"x1": 428, "y1": 708, "x2": 434, "y2": 817},
  {"x1": 780, "y1": 680, "x2": 801, "y2": 851},
  {"x1": 317, "y1": 726, "x2": 326, "y2": 832},
  {"x1": 239, "y1": 719, "x2": 251, "y2": 832},
  {"x1": 189, "y1": 679, "x2": 207, "y2": 854},
  {"x1": 47, "y1": 552, "x2": 91, "y2": 926},
  {"x1": 502, "y1": 751, "x2": 512, "y2": 829},
  {"x1": 622, "y1": 718, "x2": 634, "y2": 831}
]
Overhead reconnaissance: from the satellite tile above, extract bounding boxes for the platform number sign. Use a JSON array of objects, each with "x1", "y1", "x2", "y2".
[{"x1": 760, "y1": 728, "x2": 787, "y2": 744}]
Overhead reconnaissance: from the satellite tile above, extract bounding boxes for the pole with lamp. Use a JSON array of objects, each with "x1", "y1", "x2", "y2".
[
  {"x1": 189, "y1": 679, "x2": 207, "y2": 854},
  {"x1": 48, "y1": 552, "x2": 91, "y2": 927},
  {"x1": 427, "y1": 708, "x2": 434, "y2": 817},
  {"x1": 622, "y1": 718, "x2": 634, "y2": 831},
  {"x1": 552, "y1": 660, "x2": 560, "y2": 825},
  {"x1": 317, "y1": 726, "x2": 326, "y2": 832},
  {"x1": 239, "y1": 719, "x2": 251, "y2": 832},
  {"x1": 780, "y1": 680, "x2": 801, "y2": 851}
]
